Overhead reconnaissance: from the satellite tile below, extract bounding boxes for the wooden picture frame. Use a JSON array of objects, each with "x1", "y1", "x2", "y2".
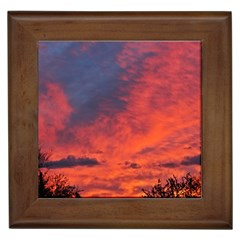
[{"x1": 8, "y1": 11, "x2": 232, "y2": 229}]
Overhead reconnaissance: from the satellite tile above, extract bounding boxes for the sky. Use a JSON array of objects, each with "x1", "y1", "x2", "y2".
[{"x1": 38, "y1": 41, "x2": 201, "y2": 197}]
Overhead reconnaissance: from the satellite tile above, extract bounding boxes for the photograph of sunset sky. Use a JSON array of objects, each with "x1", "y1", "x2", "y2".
[{"x1": 38, "y1": 41, "x2": 201, "y2": 198}]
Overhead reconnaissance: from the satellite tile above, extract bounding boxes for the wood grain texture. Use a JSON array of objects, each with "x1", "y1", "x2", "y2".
[{"x1": 8, "y1": 12, "x2": 232, "y2": 229}]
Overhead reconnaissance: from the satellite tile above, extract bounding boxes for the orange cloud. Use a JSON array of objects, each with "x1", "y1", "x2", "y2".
[{"x1": 39, "y1": 82, "x2": 73, "y2": 156}]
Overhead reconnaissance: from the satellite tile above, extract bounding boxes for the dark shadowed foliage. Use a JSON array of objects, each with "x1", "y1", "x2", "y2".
[
  {"x1": 38, "y1": 171, "x2": 82, "y2": 198},
  {"x1": 142, "y1": 173, "x2": 201, "y2": 198},
  {"x1": 38, "y1": 148, "x2": 82, "y2": 198}
]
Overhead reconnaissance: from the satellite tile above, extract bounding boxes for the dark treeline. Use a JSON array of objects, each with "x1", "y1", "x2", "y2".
[{"x1": 142, "y1": 172, "x2": 201, "y2": 198}]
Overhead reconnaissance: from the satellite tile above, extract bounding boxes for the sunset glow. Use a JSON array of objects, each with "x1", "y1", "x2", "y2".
[{"x1": 38, "y1": 41, "x2": 201, "y2": 197}]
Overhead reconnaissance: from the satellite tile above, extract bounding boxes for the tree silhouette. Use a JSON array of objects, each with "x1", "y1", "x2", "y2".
[
  {"x1": 38, "y1": 170, "x2": 52, "y2": 197},
  {"x1": 142, "y1": 173, "x2": 201, "y2": 198},
  {"x1": 38, "y1": 147, "x2": 51, "y2": 168},
  {"x1": 38, "y1": 148, "x2": 82, "y2": 198}
]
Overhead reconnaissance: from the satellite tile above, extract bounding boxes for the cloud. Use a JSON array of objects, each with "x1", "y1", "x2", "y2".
[
  {"x1": 158, "y1": 155, "x2": 201, "y2": 169},
  {"x1": 38, "y1": 82, "x2": 73, "y2": 149},
  {"x1": 137, "y1": 147, "x2": 156, "y2": 155},
  {"x1": 160, "y1": 162, "x2": 179, "y2": 168},
  {"x1": 43, "y1": 155, "x2": 101, "y2": 169},
  {"x1": 181, "y1": 155, "x2": 201, "y2": 166},
  {"x1": 129, "y1": 163, "x2": 141, "y2": 169},
  {"x1": 39, "y1": 41, "x2": 130, "y2": 125},
  {"x1": 124, "y1": 161, "x2": 141, "y2": 169}
]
